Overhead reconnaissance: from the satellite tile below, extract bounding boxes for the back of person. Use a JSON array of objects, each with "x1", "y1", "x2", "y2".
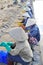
[
  {"x1": 9, "y1": 27, "x2": 33, "y2": 64},
  {"x1": 27, "y1": 24, "x2": 40, "y2": 42}
]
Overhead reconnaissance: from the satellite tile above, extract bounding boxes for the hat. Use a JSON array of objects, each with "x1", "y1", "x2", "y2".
[
  {"x1": 22, "y1": 12, "x2": 30, "y2": 17},
  {"x1": 26, "y1": 18, "x2": 36, "y2": 27},
  {"x1": 9, "y1": 27, "x2": 28, "y2": 41}
]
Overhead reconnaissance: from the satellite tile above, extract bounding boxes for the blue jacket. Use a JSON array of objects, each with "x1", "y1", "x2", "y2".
[{"x1": 25, "y1": 24, "x2": 40, "y2": 42}]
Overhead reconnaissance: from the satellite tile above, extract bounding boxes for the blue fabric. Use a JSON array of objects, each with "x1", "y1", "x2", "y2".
[
  {"x1": 25, "y1": 24, "x2": 40, "y2": 42},
  {"x1": 26, "y1": 1, "x2": 34, "y2": 18},
  {"x1": 8, "y1": 53, "x2": 30, "y2": 65},
  {"x1": 22, "y1": 18, "x2": 40, "y2": 42},
  {"x1": 22, "y1": 3, "x2": 34, "y2": 25},
  {"x1": 0, "y1": 51, "x2": 8, "y2": 64},
  {"x1": 28, "y1": 6, "x2": 33, "y2": 15},
  {"x1": 26, "y1": 4, "x2": 34, "y2": 18},
  {"x1": 27, "y1": 11, "x2": 33, "y2": 18}
]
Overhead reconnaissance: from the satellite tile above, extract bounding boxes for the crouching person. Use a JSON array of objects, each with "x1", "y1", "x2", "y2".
[
  {"x1": 25, "y1": 19, "x2": 41, "y2": 65},
  {"x1": 8, "y1": 27, "x2": 33, "y2": 65}
]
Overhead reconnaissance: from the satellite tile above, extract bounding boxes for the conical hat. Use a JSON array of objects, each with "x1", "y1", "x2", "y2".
[
  {"x1": 9, "y1": 27, "x2": 28, "y2": 41},
  {"x1": 22, "y1": 12, "x2": 30, "y2": 17},
  {"x1": 26, "y1": 18, "x2": 36, "y2": 27}
]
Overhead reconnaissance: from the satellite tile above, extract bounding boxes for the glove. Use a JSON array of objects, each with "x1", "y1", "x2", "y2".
[{"x1": 0, "y1": 42, "x2": 12, "y2": 52}]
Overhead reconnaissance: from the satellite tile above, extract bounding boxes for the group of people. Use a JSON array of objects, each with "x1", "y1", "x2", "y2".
[{"x1": 0, "y1": 0, "x2": 41, "y2": 65}]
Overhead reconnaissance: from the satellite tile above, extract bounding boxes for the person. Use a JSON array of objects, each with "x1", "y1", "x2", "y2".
[
  {"x1": 18, "y1": 0, "x2": 41, "y2": 65},
  {"x1": 24, "y1": 19, "x2": 40, "y2": 42},
  {"x1": 0, "y1": 27, "x2": 33, "y2": 65},
  {"x1": 24, "y1": 19, "x2": 41, "y2": 65},
  {"x1": 21, "y1": 14, "x2": 41, "y2": 65}
]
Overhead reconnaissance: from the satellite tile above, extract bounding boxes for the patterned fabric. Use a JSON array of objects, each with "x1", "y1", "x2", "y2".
[{"x1": 29, "y1": 37, "x2": 38, "y2": 45}]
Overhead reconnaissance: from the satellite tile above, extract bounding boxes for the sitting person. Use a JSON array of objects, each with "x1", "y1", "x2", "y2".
[
  {"x1": 22, "y1": 18, "x2": 41, "y2": 65},
  {"x1": 0, "y1": 27, "x2": 33, "y2": 65}
]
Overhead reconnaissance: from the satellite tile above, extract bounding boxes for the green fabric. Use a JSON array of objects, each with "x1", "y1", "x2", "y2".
[
  {"x1": 0, "y1": 42, "x2": 13, "y2": 52},
  {"x1": 7, "y1": 42, "x2": 13, "y2": 46}
]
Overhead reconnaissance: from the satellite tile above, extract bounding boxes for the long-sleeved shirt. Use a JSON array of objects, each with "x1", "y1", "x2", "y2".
[{"x1": 9, "y1": 27, "x2": 33, "y2": 62}]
